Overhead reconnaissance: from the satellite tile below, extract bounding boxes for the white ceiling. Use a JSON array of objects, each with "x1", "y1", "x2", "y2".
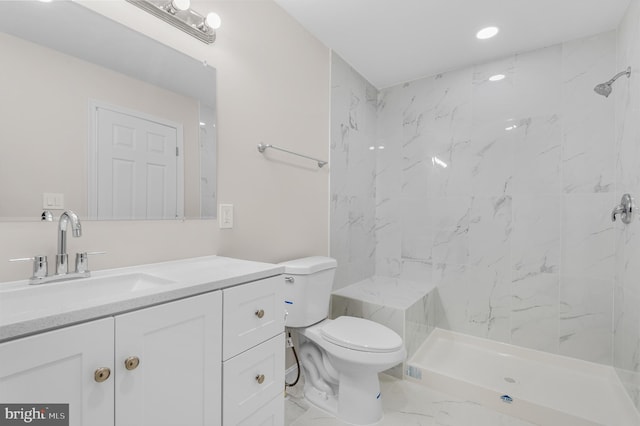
[{"x1": 274, "y1": 0, "x2": 632, "y2": 89}]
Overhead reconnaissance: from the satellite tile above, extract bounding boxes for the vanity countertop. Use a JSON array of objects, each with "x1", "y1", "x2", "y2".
[{"x1": 0, "y1": 256, "x2": 283, "y2": 343}]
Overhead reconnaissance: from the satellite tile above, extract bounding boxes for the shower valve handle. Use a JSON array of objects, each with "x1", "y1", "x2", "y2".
[{"x1": 612, "y1": 193, "x2": 634, "y2": 224}]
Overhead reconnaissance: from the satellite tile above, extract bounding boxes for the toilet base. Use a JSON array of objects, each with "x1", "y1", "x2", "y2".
[
  {"x1": 294, "y1": 319, "x2": 405, "y2": 425},
  {"x1": 303, "y1": 370, "x2": 384, "y2": 425}
]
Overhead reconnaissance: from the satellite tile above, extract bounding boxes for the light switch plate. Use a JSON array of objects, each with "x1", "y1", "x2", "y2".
[
  {"x1": 43, "y1": 193, "x2": 64, "y2": 209},
  {"x1": 219, "y1": 204, "x2": 233, "y2": 229}
]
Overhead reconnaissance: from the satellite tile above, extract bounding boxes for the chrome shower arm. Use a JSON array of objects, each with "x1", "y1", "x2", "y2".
[{"x1": 607, "y1": 67, "x2": 631, "y2": 84}]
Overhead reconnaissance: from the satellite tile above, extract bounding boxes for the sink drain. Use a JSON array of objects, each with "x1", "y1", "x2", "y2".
[{"x1": 504, "y1": 377, "x2": 516, "y2": 383}]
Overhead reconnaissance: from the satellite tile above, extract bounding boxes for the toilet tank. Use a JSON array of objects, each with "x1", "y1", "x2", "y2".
[{"x1": 280, "y1": 256, "x2": 337, "y2": 327}]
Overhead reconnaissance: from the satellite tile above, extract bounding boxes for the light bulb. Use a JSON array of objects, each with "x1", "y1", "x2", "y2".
[
  {"x1": 171, "y1": 0, "x2": 190, "y2": 11},
  {"x1": 205, "y1": 12, "x2": 222, "y2": 30}
]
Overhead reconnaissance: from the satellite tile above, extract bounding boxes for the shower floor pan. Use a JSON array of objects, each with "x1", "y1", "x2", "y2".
[{"x1": 406, "y1": 328, "x2": 640, "y2": 426}]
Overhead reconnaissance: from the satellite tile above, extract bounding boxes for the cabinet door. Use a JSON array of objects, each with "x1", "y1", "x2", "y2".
[
  {"x1": 115, "y1": 291, "x2": 222, "y2": 426},
  {"x1": 222, "y1": 276, "x2": 284, "y2": 360},
  {"x1": 0, "y1": 318, "x2": 114, "y2": 426}
]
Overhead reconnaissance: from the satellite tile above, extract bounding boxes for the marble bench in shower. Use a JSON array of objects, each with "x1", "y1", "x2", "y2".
[{"x1": 330, "y1": 276, "x2": 436, "y2": 378}]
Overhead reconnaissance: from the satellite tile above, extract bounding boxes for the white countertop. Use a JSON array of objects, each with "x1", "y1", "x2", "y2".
[{"x1": 0, "y1": 256, "x2": 283, "y2": 342}]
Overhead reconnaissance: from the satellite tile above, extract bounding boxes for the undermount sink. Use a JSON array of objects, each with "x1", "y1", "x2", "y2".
[{"x1": 0, "y1": 273, "x2": 179, "y2": 323}]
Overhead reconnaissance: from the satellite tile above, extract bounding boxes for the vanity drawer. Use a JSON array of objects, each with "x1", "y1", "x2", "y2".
[
  {"x1": 222, "y1": 333, "x2": 285, "y2": 425},
  {"x1": 234, "y1": 394, "x2": 284, "y2": 426},
  {"x1": 222, "y1": 275, "x2": 284, "y2": 360}
]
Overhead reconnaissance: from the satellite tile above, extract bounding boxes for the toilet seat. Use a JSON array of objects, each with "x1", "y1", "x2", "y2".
[{"x1": 320, "y1": 316, "x2": 403, "y2": 353}]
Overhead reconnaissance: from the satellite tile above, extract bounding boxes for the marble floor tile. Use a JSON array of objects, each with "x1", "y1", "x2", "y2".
[{"x1": 285, "y1": 374, "x2": 537, "y2": 426}]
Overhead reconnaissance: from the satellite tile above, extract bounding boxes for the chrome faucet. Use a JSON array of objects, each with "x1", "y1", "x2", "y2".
[
  {"x1": 9, "y1": 210, "x2": 104, "y2": 284},
  {"x1": 56, "y1": 210, "x2": 82, "y2": 275}
]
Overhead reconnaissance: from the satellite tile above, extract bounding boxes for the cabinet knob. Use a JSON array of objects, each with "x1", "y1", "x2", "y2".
[
  {"x1": 255, "y1": 374, "x2": 265, "y2": 384},
  {"x1": 94, "y1": 367, "x2": 111, "y2": 383},
  {"x1": 255, "y1": 309, "x2": 265, "y2": 319},
  {"x1": 124, "y1": 356, "x2": 140, "y2": 371}
]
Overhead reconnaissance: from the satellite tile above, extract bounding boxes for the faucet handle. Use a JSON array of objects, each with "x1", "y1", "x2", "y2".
[
  {"x1": 9, "y1": 256, "x2": 48, "y2": 279},
  {"x1": 75, "y1": 251, "x2": 106, "y2": 273}
]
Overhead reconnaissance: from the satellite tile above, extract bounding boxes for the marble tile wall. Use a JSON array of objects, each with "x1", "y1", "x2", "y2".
[
  {"x1": 330, "y1": 53, "x2": 377, "y2": 290},
  {"x1": 376, "y1": 31, "x2": 618, "y2": 365},
  {"x1": 330, "y1": 2, "x2": 640, "y2": 391},
  {"x1": 614, "y1": 0, "x2": 640, "y2": 409}
]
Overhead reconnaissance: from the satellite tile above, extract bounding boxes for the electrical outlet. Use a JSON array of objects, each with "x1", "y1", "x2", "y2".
[{"x1": 219, "y1": 204, "x2": 233, "y2": 229}]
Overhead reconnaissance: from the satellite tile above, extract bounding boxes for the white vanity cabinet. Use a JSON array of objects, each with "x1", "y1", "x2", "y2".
[
  {"x1": 0, "y1": 260, "x2": 287, "y2": 426},
  {"x1": 0, "y1": 318, "x2": 115, "y2": 426},
  {"x1": 0, "y1": 291, "x2": 222, "y2": 426},
  {"x1": 222, "y1": 276, "x2": 285, "y2": 425}
]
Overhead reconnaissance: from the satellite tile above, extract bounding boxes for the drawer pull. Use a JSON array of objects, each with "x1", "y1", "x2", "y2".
[
  {"x1": 255, "y1": 309, "x2": 265, "y2": 319},
  {"x1": 125, "y1": 356, "x2": 140, "y2": 371},
  {"x1": 94, "y1": 367, "x2": 111, "y2": 383},
  {"x1": 255, "y1": 374, "x2": 265, "y2": 384}
]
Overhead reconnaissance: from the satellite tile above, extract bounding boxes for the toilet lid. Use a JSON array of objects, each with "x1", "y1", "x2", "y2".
[{"x1": 320, "y1": 316, "x2": 403, "y2": 353}]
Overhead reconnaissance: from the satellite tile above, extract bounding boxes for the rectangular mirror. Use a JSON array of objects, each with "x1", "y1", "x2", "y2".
[{"x1": 0, "y1": 1, "x2": 217, "y2": 221}]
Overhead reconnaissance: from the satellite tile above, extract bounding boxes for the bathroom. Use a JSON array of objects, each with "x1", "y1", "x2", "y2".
[{"x1": 1, "y1": 0, "x2": 640, "y2": 425}]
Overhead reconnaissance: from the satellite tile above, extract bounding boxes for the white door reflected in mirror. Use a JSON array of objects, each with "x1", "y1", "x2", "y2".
[{"x1": 89, "y1": 103, "x2": 184, "y2": 220}]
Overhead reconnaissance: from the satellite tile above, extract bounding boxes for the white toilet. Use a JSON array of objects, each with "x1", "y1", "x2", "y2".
[{"x1": 281, "y1": 257, "x2": 406, "y2": 425}]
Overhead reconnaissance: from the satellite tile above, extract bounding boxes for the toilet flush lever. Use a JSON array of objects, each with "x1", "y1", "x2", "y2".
[{"x1": 612, "y1": 193, "x2": 634, "y2": 224}]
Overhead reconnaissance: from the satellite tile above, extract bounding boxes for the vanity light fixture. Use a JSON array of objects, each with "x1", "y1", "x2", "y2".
[
  {"x1": 476, "y1": 26, "x2": 499, "y2": 40},
  {"x1": 489, "y1": 74, "x2": 505, "y2": 82},
  {"x1": 126, "y1": 0, "x2": 221, "y2": 44},
  {"x1": 166, "y1": 0, "x2": 189, "y2": 13}
]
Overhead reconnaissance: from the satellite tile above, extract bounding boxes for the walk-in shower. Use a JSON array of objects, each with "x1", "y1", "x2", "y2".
[{"x1": 594, "y1": 66, "x2": 632, "y2": 97}]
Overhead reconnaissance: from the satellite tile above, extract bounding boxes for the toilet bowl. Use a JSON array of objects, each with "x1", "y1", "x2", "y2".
[{"x1": 281, "y1": 257, "x2": 406, "y2": 425}]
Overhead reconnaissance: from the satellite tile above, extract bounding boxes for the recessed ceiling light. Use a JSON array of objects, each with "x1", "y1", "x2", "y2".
[
  {"x1": 476, "y1": 26, "x2": 499, "y2": 40},
  {"x1": 489, "y1": 74, "x2": 506, "y2": 82}
]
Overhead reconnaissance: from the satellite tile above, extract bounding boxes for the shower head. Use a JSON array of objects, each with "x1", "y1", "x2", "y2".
[
  {"x1": 594, "y1": 66, "x2": 631, "y2": 97},
  {"x1": 594, "y1": 82, "x2": 613, "y2": 97}
]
